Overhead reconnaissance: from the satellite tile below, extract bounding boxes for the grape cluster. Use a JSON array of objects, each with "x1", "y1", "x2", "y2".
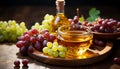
[
  {"x1": 69, "y1": 16, "x2": 82, "y2": 30},
  {"x1": 91, "y1": 18, "x2": 120, "y2": 33},
  {"x1": 16, "y1": 29, "x2": 56, "y2": 56},
  {"x1": 31, "y1": 14, "x2": 54, "y2": 32},
  {"x1": 43, "y1": 41, "x2": 67, "y2": 58},
  {"x1": 0, "y1": 20, "x2": 28, "y2": 42}
]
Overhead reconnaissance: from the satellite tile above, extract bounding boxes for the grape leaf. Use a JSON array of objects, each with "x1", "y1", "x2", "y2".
[{"x1": 87, "y1": 8, "x2": 100, "y2": 22}]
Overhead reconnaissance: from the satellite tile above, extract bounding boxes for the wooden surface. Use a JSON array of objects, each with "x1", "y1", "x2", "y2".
[{"x1": 0, "y1": 6, "x2": 120, "y2": 69}]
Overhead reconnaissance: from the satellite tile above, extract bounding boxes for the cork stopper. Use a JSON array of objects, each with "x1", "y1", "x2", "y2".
[{"x1": 56, "y1": 0, "x2": 65, "y2": 13}]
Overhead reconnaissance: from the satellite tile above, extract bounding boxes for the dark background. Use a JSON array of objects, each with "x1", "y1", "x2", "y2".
[
  {"x1": 0, "y1": 0, "x2": 119, "y2": 6},
  {"x1": 0, "y1": 0, "x2": 120, "y2": 29}
]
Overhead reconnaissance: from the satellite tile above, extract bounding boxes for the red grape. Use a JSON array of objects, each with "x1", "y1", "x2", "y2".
[
  {"x1": 28, "y1": 45, "x2": 34, "y2": 53},
  {"x1": 20, "y1": 46, "x2": 28, "y2": 56},
  {"x1": 24, "y1": 34, "x2": 30, "y2": 41},
  {"x1": 37, "y1": 34, "x2": 44, "y2": 42},
  {"x1": 31, "y1": 29, "x2": 39, "y2": 35},
  {"x1": 99, "y1": 26, "x2": 105, "y2": 32},
  {"x1": 114, "y1": 57, "x2": 120, "y2": 65},
  {"x1": 43, "y1": 32, "x2": 50, "y2": 38},
  {"x1": 22, "y1": 59, "x2": 29, "y2": 66},
  {"x1": 14, "y1": 60, "x2": 20, "y2": 67},
  {"x1": 16, "y1": 41, "x2": 24, "y2": 48},
  {"x1": 73, "y1": 16, "x2": 78, "y2": 23},
  {"x1": 34, "y1": 41, "x2": 42, "y2": 51},
  {"x1": 30, "y1": 36, "x2": 36, "y2": 44},
  {"x1": 48, "y1": 34, "x2": 56, "y2": 42}
]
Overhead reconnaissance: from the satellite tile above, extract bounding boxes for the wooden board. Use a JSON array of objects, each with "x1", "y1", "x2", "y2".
[{"x1": 28, "y1": 42, "x2": 113, "y2": 66}]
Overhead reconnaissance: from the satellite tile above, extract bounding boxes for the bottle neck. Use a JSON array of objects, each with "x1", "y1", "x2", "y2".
[{"x1": 56, "y1": 0, "x2": 65, "y2": 14}]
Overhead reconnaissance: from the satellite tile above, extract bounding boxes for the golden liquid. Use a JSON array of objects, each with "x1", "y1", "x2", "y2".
[
  {"x1": 50, "y1": 13, "x2": 70, "y2": 32},
  {"x1": 58, "y1": 31, "x2": 93, "y2": 59}
]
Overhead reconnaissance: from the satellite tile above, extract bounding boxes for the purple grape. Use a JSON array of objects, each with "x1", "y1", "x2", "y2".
[
  {"x1": 37, "y1": 34, "x2": 44, "y2": 42},
  {"x1": 114, "y1": 57, "x2": 120, "y2": 65},
  {"x1": 48, "y1": 34, "x2": 56, "y2": 42},
  {"x1": 14, "y1": 60, "x2": 20, "y2": 67},
  {"x1": 34, "y1": 41, "x2": 42, "y2": 51},
  {"x1": 28, "y1": 45, "x2": 34, "y2": 53},
  {"x1": 20, "y1": 46, "x2": 28, "y2": 56},
  {"x1": 22, "y1": 59, "x2": 29, "y2": 66},
  {"x1": 42, "y1": 40, "x2": 48, "y2": 47}
]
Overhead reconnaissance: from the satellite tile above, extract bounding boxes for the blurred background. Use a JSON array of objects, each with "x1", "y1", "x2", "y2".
[
  {"x1": 0, "y1": 0, "x2": 120, "y2": 29},
  {"x1": 0, "y1": 0, "x2": 119, "y2": 6}
]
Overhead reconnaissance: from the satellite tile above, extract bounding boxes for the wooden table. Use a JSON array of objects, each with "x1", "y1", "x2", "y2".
[{"x1": 0, "y1": 6, "x2": 120, "y2": 69}]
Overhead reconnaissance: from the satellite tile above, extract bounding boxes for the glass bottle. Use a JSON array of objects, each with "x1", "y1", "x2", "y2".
[{"x1": 50, "y1": 0, "x2": 70, "y2": 33}]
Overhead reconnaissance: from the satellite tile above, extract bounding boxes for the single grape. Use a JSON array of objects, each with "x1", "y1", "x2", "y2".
[
  {"x1": 28, "y1": 45, "x2": 34, "y2": 53},
  {"x1": 52, "y1": 51, "x2": 59, "y2": 57},
  {"x1": 53, "y1": 42, "x2": 58, "y2": 47},
  {"x1": 52, "y1": 45, "x2": 58, "y2": 51},
  {"x1": 43, "y1": 31, "x2": 50, "y2": 38},
  {"x1": 34, "y1": 41, "x2": 42, "y2": 51},
  {"x1": 30, "y1": 36, "x2": 36, "y2": 44},
  {"x1": 57, "y1": 45, "x2": 64, "y2": 51},
  {"x1": 22, "y1": 59, "x2": 29, "y2": 66},
  {"x1": 20, "y1": 46, "x2": 28, "y2": 56},
  {"x1": 16, "y1": 41, "x2": 24, "y2": 48},
  {"x1": 48, "y1": 49, "x2": 53, "y2": 56},
  {"x1": 42, "y1": 40, "x2": 48, "y2": 47},
  {"x1": 47, "y1": 42, "x2": 53, "y2": 48},
  {"x1": 114, "y1": 57, "x2": 120, "y2": 65},
  {"x1": 31, "y1": 28, "x2": 39, "y2": 35},
  {"x1": 59, "y1": 51, "x2": 66, "y2": 58},
  {"x1": 73, "y1": 16, "x2": 78, "y2": 23},
  {"x1": 37, "y1": 34, "x2": 44, "y2": 42},
  {"x1": 42, "y1": 47, "x2": 49, "y2": 54},
  {"x1": 14, "y1": 60, "x2": 20, "y2": 67},
  {"x1": 24, "y1": 34, "x2": 30, "y2": 41},
  {"x1": 48, "y1": 34, "x2": 56, "y2": 42}
]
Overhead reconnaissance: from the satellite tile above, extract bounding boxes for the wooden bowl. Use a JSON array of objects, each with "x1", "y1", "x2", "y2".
[
  {"x1": 92, "y1": 32, "x2": 120, "y2": 40},
  {"x1": 28, "y1": 42, "x2": 113, "y2": 66}
]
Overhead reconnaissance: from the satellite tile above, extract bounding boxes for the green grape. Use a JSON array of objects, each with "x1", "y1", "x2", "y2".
[
  {"x1": 53, "y1": 42, "x2": 58, "y2": 47},
  {"x1": 44, "y1": 14, "x2": 50, "y2": 20},
  {"x1": 20, "y1": 22, "x2": 25, "y2": 27},
  {"x1": 47, "y1": 42, "x2": 53, "y2": 48},
  {"x1": 42, "y1": 20, "x2": 49, "y2": 25},
  {"x1": 59, "y1": 51, "x2": 66, "y2": 58},
  {"x1": 58, "y1": 45, "x2": 64, "y2": 51},
  {"x1": 35, "y1": 22, "x2": 40, "y2": 27},
  {"x1": 52, "y1": 45, "x2": 58, "y2": 51},
  {"x1": 52, "y1": 51, "x2": 59, "y2": 57},
  {"x1": 48, "y1": 49, "x2": 53, "y2": 56},
  {"x1": 43, "y1": 47, "x2": 50, "y2": 54}
]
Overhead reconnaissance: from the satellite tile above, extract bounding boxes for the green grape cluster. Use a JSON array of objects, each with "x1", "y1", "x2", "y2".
[
  {"x1": 31, "y1": 14, "x2": 54, "y2": 32},
  {"x1": 42, "y1": 41, "x2": 67, "y2": 58},
  {"x1": 0, "y1": 20, "x2": 28, "y2": 42}
]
